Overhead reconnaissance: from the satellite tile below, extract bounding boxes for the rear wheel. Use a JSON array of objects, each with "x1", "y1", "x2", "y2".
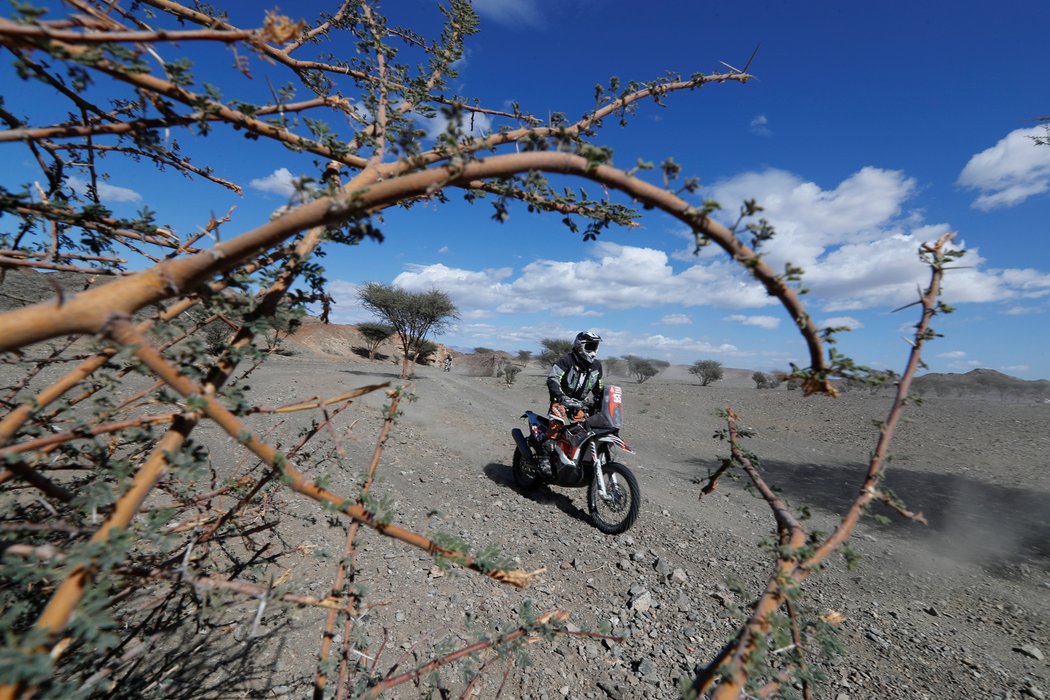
[
  {"x1": 512, "y1": 447, "x2": 542, "y2": 491},
  {"x1": 588, "y1": 462, "x2": 640, "y2": 534}
]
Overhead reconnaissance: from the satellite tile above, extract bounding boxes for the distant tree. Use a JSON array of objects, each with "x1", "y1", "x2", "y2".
[
  {"x1": 603, "y1": 357, "x2": 626, "y2": 377},
  {"x1": 517, "y1": 350, "x2": 532, "y2": 365},
  {"x1": 633, "y1": 359, "x2": 658, "y2": 383},
  {"x1": 358, "y1": 283, "x2": 457, "y2": 364},
  {"x1": 752, "y1": 371, "x2": 771, "y2": 389},
  {"x1": 690, "y1": 359, "x2": 724, "y2": 386},
  {"x1": 538, "y1": 338, "x2": 572, "y2": 366},
  {"x1": 473, "y1": 347, "x2": 496, "y2": 354},
  {"x1": 414, "y1": 339, "x2": 440, "y2": 365},
  {"x1": 357, "y1": 322, "x2": 395, "y2": 361}
]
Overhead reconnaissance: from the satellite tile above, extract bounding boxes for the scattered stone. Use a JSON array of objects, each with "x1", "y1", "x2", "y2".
[
  {"x1": 631, "y1": 591, "x2": 653, "y2": 613},
  {"x1": 597, "y1": 679, "x2": 624, "y2": 700},
  {"x1": 635, "y1": 658, "x2": 656, "y2": 677},
  {"x1": 671, "y1": 568, "x2": 688, "y2": 585},
  {"x1": 654, "y1": 558, "x2": 672, "y2": 579},
  {"x1": 1015, "y1": 644, "x2": 1045, "y2": 661}
]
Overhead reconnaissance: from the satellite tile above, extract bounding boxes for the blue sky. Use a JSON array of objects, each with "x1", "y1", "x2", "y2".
[{"x1": 2, "y1": 1, "x2": 1049, "y2": 379}]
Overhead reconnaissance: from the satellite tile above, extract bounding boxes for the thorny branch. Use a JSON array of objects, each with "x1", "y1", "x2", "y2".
[{"x1": 689, "y1": 233, "x2": 956, "y2": 699}]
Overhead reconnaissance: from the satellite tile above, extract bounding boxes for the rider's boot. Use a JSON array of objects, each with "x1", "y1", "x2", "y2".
[{"x1": 539, "y1": 438, "x2": 557, "y2": 478}]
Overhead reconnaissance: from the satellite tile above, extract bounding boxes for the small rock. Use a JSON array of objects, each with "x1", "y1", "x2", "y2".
[
  {"x1": 1015, "y1": 644, "x2": 1045, "y2": 661},
  {"x1": 631, "y1": 550, "x2": 646, "y2": 562},
  {"x1": 671, "y1": 568, "x2": 688, "y2": 585},
  {"x1": 597, "y1": 679, "x2": 624, "y2": 700},
  {"x1": 631, "y1": 591, "x2": 653, "y2": 613},
  {"x1": 654, "y1": 558, "x2": 672, "y2": 579},
  {"x1": 1024, "y1": 686, "x2": 1046, "y2": 700},
  {"x1": 635, "y1": 658, "x2": 656, "y2": 676}
]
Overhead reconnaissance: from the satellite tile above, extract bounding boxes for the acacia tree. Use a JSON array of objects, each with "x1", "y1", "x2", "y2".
[
  {"x1": 356, "y1": 321, "x2": 394, "y2": 360},
  {"x1": 538, "y1": 338, "x2": 573, "y2": 366},
  {"x1": 357, "y1": 283, "x2": 457, "y2": 364},
  {"x1": 0, "y1": 2, "x2": 961, "y2": 699},
  {"x1": 690, "y1": 359, "x2": 724, "y2": 386}
]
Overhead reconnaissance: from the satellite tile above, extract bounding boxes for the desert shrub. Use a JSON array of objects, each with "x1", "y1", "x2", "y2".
[
  {"x1": 603, "y1": 357, "x2": 626, "y2": 377},
  {"x1": 624, "y1": 355, "x2": 664, "y2": 382},
  {"x1": 752, "y1": 371, "x2": 771, "y2": 389},
  {"x1": 517, "y1": 350, "x2": 532, "y2": 364},
  {"x1": 690, "y1": 359, "x2": 724, "y2": 386},
  {"x1": 633, "y1": 360, "x2": 659, "y2": 383},
  {"x1": 538, "y1": 338, "x2": 573, "y2": 366},
  {"x1": 503, "y1": 365, "x2": 522, "y2": 384},
  {"x1": 357, "y1": 321, "x2": 395, "y2": 360},
  {"x1": 415, "y1": 338, "x2": 440, "y2": 364}
]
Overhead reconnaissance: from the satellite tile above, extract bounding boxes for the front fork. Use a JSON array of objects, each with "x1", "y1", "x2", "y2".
[{"x1": 591, "y1": 443, "x2": 614, "y2": 499}]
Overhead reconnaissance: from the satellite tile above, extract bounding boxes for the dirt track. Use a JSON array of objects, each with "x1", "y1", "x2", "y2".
[{"x1": 189, "y1": 354, "x2": 1049, "y2": 699}]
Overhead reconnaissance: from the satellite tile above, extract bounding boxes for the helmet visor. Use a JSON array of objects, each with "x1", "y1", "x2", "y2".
[{"x1": 582, "y1": 340, "x2": 599, "y2": 353}]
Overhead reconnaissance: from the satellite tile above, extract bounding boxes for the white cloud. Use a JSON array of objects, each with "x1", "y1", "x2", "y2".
[
  {"x1": 724, "y1": 314, "x2": 780, "y2": 330},
  {"x1": 938, "y1": 350, "x2": 967, "y2": 359},
  {"x1": 704, "y1": 168, "x2": 1050, "y2": 312},
  {"x1": 958, "y1": 127, "x2": 1050, "y2": 210},
  {"x1": 470, "y1": 0, "x2": 543, "y2": 28},
  {"x1": 819, "y1": 316, "x2": 862, "y2": 330},
  {"x1": 1005, "y1": 305, "x2": 1044, "y2": 315},
  {"x1": 66, "y1": 175, "x2": 142, "y2": 203},
  {"x1": 710, "y1": 167, "x2": 917, "y2": 263},
  {"x1": 249, "y1": 168, "x2": 299, "y2": 197},
  {"x1": 750, "y1": 114, "x2": 771, "y2": 137},
  {"x1": 659, "y1": 313, "x2": 692, "y2": 326}
]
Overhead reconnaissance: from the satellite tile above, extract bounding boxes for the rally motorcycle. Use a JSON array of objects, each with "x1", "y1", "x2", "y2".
[{"x1": 511, "y1": 385, "x2": 640, "y2": 534}]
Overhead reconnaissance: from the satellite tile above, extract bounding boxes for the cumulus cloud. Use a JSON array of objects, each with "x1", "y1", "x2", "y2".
[
  {"x1": 750, "y1": 115, "x2": 771, "y2": 136},
  {"x1": 470, "y1": 0, "x2": 543, "y2": 28},
  {"x1": 958, "y1": 127, "x2": 1050, "y2": 210},
  {"x1": 703, "y1": 168, "x2": 1050, "y2": 311},
  {"x1": 938, "y1": 350, "x2": 967, "y2": 359},
  {"x1": 659, "y1": 313, "x2": 692, "y2": 326},
  {"x1": 377, "y1": 242, "x2": 785, "y2": 329},
  {"x1": 724, "y1": 314, "x2": 780, "y2": 330},
  {"x1": 66, "y1": 175, "x2": 142, "y2": 203},
  {"x1": 250, "y1": 168, "x2": 300, "y2": 197}
]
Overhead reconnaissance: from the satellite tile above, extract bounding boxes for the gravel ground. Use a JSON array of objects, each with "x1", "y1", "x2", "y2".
[
  {"x1": 2, "y1": 314, "x2": 1047, "y2": 698},
  {"x1": 182, "y1": 355, "x2": 1049, "y2": 699}
]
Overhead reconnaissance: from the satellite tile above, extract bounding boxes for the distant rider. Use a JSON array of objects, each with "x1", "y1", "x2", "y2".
[{"x1": 543, "y1": 331, "x2": 604, "y2": 473}]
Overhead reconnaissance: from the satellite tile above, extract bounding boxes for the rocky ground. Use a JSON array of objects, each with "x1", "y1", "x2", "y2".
[
  {"x1": 1, "y1": 284, "x2": 1046, "y2": 698},
  {"x1": 185, "y1": 353, "x2": 1049, "y2": 700}
]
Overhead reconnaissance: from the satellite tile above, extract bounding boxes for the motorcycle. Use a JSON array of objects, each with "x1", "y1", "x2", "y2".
[{"x1": 510, "y1": 385, "x2": 641, "y2": 534}]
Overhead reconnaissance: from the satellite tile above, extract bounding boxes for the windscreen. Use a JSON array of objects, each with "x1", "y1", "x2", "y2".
[{"x1": 600, "y1": 385, "x2": 624, "y2": 428}]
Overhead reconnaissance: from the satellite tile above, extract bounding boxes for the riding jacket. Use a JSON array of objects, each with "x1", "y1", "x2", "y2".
[{"x1": 547, "y1": 353, "x2": 604, "y2": 407}]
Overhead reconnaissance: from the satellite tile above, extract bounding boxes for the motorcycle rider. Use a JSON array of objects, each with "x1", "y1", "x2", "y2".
[{"x1": 542, "y1": 331, "x2": 604, "y2": 475}]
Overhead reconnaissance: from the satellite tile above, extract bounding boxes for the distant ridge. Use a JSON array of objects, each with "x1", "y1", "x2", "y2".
[{"x1": 913, "y1": 368, "x2": 1049, "y2": 400}]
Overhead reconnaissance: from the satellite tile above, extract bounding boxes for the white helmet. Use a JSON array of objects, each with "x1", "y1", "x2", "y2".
[{"x1": 573, "y1": 331, "x2": 601, "y2": 364}]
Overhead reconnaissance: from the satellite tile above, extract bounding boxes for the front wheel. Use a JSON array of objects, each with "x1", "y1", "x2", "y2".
[
  {"x1": 588, "y1": 462, "x2": 640, "y2": 534},
  {"x1": 512, "y1": 447, "x2": 542, "y2": 491}
]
